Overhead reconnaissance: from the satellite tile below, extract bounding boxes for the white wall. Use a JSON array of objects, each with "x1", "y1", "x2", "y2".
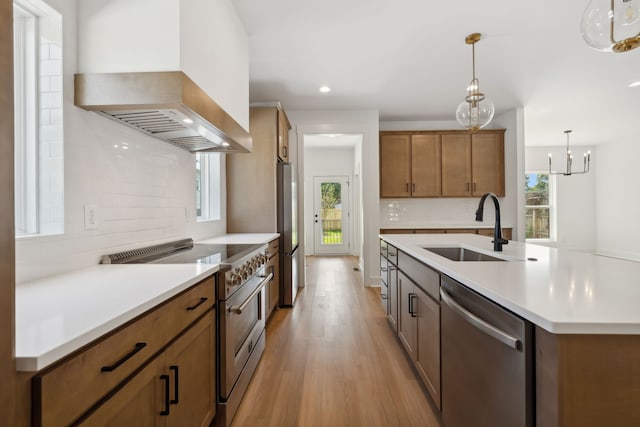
[
  {"x1": 287, "y1": 110, "x2": 379, "y2": 286},
  {"x1": 526, "y1": 145, "x2": 596, "y2": 252},
  {"x1": 303, "y1": 145, "x2": 358, "y2": 255},
  {"x1": 596, "y1": 137, "x2": 640, "y2": 261},
  {"x1": 16, "y1": 0, "x2": 248, "y2": 283},
  {"x1": 77, "y1": 0, "x2": 250, "y2": 129},
  {"x1": 379, "y1": 109, "x2": 520, "y2": 238}
]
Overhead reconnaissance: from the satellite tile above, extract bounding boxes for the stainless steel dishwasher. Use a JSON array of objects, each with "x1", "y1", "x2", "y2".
[{"x1": 440, "y1": 275, "x2": 533, "y2": 427}]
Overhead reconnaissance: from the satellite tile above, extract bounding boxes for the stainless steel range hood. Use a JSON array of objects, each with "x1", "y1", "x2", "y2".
[{"x1": 74, "y1": 71, "x2": 252, "y2": 153}]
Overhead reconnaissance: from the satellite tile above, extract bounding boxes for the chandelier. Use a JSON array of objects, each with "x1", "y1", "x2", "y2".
[
  {"x1": 455, "y1": 33, "x2": 495, "y2": 131},
  {"x1": 581, "y1": 0, "x2": 640, "y2": 52},
  {"x1": 548, "y1": 131, "x2": 591, "y2": 176}
]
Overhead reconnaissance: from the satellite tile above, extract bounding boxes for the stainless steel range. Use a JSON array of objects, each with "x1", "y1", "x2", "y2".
[{"x1": 101, "y1": 238, "x2": 271, "y2": 427}]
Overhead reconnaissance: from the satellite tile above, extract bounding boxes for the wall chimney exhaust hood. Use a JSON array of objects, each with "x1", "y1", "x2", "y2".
[{"x1": 74, "y1": 71, "x2": 252, "y2": 153}]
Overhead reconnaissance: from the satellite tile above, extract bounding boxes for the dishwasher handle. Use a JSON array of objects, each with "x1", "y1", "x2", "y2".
[{"x1": 440, "y1": 287, "x2": 521, "y2": 351}]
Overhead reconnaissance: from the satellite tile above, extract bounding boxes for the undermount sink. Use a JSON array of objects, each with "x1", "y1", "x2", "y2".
[{"x1": 422, "y1": 246, "x2": 507, "y2": 262}]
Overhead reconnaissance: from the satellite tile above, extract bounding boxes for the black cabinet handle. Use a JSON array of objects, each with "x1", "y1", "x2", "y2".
[
  {"x1": 409, "y1": 293, "x2": 417, "y2": 317},
  {"x1": 170, "y1": 365, "x2": 179, "y2": 404},
  {"x1": 186, "y1": 297, "x2": 208, "y2": 311},
  {"x1": 100, "y1": 342, "x2": 146, "y2": 372},
  {"x1": 160, "y1": 374, "x2": 171, "y2": 416}
]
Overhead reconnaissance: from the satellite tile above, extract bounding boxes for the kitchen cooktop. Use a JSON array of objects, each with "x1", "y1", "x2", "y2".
[{"x1": 100, "y1": 239, "x2": 262, "y2": 265}]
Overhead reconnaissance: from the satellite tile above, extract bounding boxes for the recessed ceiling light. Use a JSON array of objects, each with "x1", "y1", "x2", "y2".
[
  {"x1": 629, "y1": 81, "x2": 640, "y2": 88},
  {"x1": 319, "y1": 86, "x2": 331, "y2": 93}
]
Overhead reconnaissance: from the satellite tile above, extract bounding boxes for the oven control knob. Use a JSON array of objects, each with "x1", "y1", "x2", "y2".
[
  {"x1": 261, "y1": 254, "x2": 268, "y2": 264},
  {"x1": 230, "y1": 273, "x2": 242, "y2": 286},
  {"x1": 244, "y1": 264, "x2": 254, "y2": 276}
]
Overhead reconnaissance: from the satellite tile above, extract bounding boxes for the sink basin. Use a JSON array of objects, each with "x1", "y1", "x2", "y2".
[{"x1": 422, "y1": 246, "x2": 507, "y2": 262}]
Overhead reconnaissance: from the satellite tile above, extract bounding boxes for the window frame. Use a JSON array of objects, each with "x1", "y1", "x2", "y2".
[
  {"x1": 524, "y1": 171, "x2": 556, "y2": 242},
  {"x1": 14, "y1": 3, "x2": 39, "y2": 235},
  {"x1": 195, "y1": 152, "x2": 221, "y2": 222},
  {"x1": 14, "y1": 0, "x2": 64, "y2": 238}
]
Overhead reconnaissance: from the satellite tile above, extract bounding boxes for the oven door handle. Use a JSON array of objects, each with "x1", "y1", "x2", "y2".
[{"x1": 228, "y1": 272, "x2": 273, "y2": 314}]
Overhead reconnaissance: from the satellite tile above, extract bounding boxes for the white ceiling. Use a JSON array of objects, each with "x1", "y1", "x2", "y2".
[{"x1": 231, "y1": 0, "x2": 640, "y2": 147}]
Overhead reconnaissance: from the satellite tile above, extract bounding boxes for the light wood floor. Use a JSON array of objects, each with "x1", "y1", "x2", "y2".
[{"x1": 231, "y1": 256, "x2": 440, "y2": 427}]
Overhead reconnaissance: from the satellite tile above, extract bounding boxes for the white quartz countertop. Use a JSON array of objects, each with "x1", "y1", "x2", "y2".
[
  {"x1": 198, "y1": 233, "x2": 279, "y2": 245},
  {"x1": 15, "y1": 264, "x2": 218, "y2": 372},
  {"x1": 380, "y1": 233, "x2": 640, "y2": 335}
]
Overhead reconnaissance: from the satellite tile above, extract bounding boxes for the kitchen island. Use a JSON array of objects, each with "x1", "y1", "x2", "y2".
[{"x1": 381, "y1": 233, "x2": 640, "y2": 426}]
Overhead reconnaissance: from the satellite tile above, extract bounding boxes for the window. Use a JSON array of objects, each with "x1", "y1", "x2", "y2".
[
  {"x1": 196, "y1": 153, "x2": 221, "y2": 221},
  {"x1": 13, "y1": 0, "x2": 63, "y2": 236},
  {"x1": 525, "y1": 172, "x2": 553, "y2": 240}
]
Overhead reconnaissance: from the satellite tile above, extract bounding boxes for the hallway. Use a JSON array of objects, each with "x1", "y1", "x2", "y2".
[{"x1": 231, "y1": 256, "x2": 440, "y2": 426}]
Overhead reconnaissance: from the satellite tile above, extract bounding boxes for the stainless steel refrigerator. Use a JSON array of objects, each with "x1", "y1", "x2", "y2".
[{"x1": 277, "y1": 162, "x2": 299, "y2": 306}]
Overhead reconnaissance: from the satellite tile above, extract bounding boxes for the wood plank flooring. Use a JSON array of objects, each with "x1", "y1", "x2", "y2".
[{"x1": 231, "y1": 256, "x2": 440, "y2": 427}]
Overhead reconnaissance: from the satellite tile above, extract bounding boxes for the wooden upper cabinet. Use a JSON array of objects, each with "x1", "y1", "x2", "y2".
[
  {"x1": 471, "y1": 133, "x2": 505, "y2": 196},
  {"x1": 380, "y1": 134, "x2": 411, "y2": 197},
  {"x1": 381, "y1": 129, "x2": 504, "y2": 198},
  {"x1": 411, "y1": 135, "x2": 441, "y2": 197},
  {"x1": 441, "y1": 134, "x2": 472, "y2": 197},
  {"x1": 277, "y1": 109, "x2": 291, "y2": 163},
  {"x1": 441, "y1": 130, "x2": 505, "y2": 197}
]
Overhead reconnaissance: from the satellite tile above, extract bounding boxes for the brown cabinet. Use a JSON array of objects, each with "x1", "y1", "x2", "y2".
[
  {"x1": 32, "y1": 278, "x2": 216, "y2": 427},
  {"x1": 397, "y1": 268, "x2": 441, "y2": 408},
  {"x1": 266, "y1": 238, "x2": 280, "y2": 318},
  {"x1": 379, "y1": 134, "x2": 441, "y2": 198},
  {"x1": 380, "y1": 130, "x2": 504, "y2": 198},
  {"x1": 81, "y1": 312, "x2": 215, "y2": 427},
  {"x1": 228, "y1": 104, "x2": 294, "y2": 233},
  {"x1": 441, "y1": 132, "x2": 505, "y2": 197},
  {"x1": 277, "y1": 107, "x2": 291, "y2": 163}
]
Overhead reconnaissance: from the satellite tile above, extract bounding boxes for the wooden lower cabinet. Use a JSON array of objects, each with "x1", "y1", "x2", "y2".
[
  {"x1": 79, "y1": 355, "x2": 162, "y2": 427},
  {"x1": 80, "y1": 312, "x2": 215, "y2": 427},
  {"x1": 397, "y1": 271, "x2": 441, "y2": 409},
  {"x1": 164, "y1": 311, "x2": 215, "y2": 427}
]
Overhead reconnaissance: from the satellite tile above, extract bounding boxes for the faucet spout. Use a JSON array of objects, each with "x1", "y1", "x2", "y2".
[{"x1": 475, "y1": 192, "x2": 509, "y2": 252}]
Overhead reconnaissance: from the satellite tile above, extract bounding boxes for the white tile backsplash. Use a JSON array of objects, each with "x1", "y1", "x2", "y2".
[{"x1": 16, "y1": 0, "x2": 227, "y2": 282}]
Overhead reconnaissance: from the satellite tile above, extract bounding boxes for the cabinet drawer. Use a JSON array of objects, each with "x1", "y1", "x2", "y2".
[
  {"x1": 397, "y1": 250, "x2": 440, "y2": 300},
  {"x1": 267, "y1": 238, "x2": 279, "y2": 258},
  {"x1": 33, "y1": 276, "x2": 215, "y2": 427}
]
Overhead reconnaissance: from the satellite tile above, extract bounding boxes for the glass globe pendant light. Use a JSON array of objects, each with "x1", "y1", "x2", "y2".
[
  {"x1": 455, "y1": 33, "x2": 495, "y2": 131},
  {"x1": 581, "y1": 0, "x2": 640, "y2": 52}
]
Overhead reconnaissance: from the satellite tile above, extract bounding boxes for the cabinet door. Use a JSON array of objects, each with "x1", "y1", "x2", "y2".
[
  {"x1": 415, "y1": 287, "x2": 441, "y2": 410},
  {"x1": 164, "y1": 312, "x2": 215, "y2": 427},
  {"x1": 79, "y1": 356, "x2": 163, "y2": 427},
  {"x1": 380, "y1": 134, "x2": 411, "y2": 198},
  {"x1": 388, "y1": 264, "x2": 398, "y2": 332},
  {"x1": 471, "y1": 133, "x2": 505, "y2": 196},
  {"x1": 441, "y1": 134, "x2": 471, "y2": 197},
  {"x1": 277, "y1": 110, "x2": 290, "y2": 163},
  {"x1": 266, "y1": 254, "x2": 280, "y2": 316},
  {"x1": 411, "y1": 135, "x2": 441, "y2": 197},
  {"x1": 397, "y1": 272, "x2": 416, "y2": 359}
]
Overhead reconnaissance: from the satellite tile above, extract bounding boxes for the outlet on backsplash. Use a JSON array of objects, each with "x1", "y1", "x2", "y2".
[{"x1": 84, "y1": 205, "x2": 97, "y2": 231}]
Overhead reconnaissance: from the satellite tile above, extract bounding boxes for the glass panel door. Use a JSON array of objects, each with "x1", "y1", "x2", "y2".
[{"x1": 313, "y1": 176, "x2": 350, "y2": 254}]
